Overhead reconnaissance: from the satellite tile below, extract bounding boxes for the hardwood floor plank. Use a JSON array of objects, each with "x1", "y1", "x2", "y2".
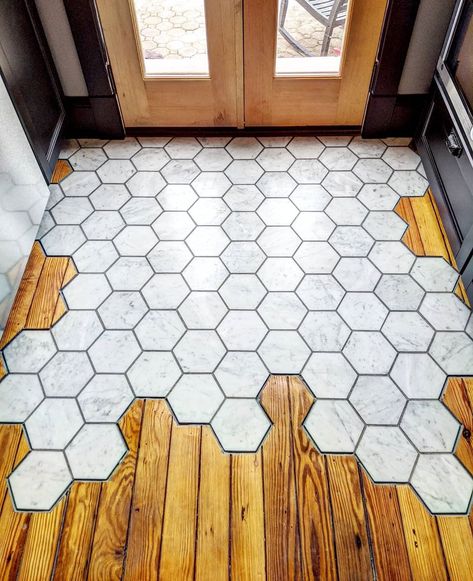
[
  {"x1": 0, "y1": 426, "x2": 22, "y2": 509},
  {"x1": 52, "y1": 259, "x2": 76, "y2": 326},
  {"x1": 195, "y1": 428, "x2": 230, "y2": 581},
  {"x1": 122, "y1": 400, "x2": 172, "y2": 581},
  {"x1": 230, "y1": 452, "x2": 266, "y2": 581},
  {"x1": 25, "y1": 257, "x2": 68, "y2": 329},
  {"x1": 326, "y1": 456, "x2": 373, "y2": 581},
  {"x1": 437, "y1": 517, "x2": 473, "y2": 580},
  {"x1": 260, "y1": 376, "x2": 302, "y2": 581},
  {"x1": 159, "y1": 423, "x2": 201, "y2": 581},
  {"x1": 87, "y1": 400, "x2": 144, "y2": 580},
  {"x1": 396, "y1": 198, "x2": 425, "y2": 256},
  {"x1": 51, "y1": 159, "x2": 72, "y2": 184},
  {"x1": 288, "y1": 376, "x2": 337, "y2": 581},
  {"x1": 52, "y1": 483, "x2": 102, "y2": 581}
]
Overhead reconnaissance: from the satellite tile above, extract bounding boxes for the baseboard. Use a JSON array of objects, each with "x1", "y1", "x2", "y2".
[{"x1": 126, "y1": 126, "x2": 361, "y2": 137}]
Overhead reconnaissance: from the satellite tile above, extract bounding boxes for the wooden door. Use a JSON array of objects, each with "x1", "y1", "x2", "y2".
[
  {"x1": 244, "y1": 0, "x2": 388, "y2": 126},
  {"x1": 96, "y1": 0, "x2": 243, "y2": 128}
]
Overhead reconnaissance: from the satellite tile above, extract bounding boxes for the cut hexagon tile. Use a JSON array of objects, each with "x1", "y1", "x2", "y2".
[
  {"x1": 194, "y1": 148, "x2": 232, "y2": 171},
  {"x1": 318, "y1": 136, "x2": 351, "y2": 147},
  {"x1": 147, "y1": 241, "x2": 192, "y2": 273},
  {"x1": 258, "y1": 257, "x2": 303, "y2": 291},
  {"x1": 98, "y1": 291, "x2": 148, "y2": 329},
  {"x1": 299, "y1": 311, "x2": 350, "y2": 351},
  {"x1": 4, "y1": 330, "x2": 56, "y2": 373},
  {"x1": 174, "y1": 330, "x2": 225, "y2": 373},
  {"x1": 322, "y1": 171, "x2": 362, "y2": 197},
  {"x1": 258, "y1": 331, "x2": 310, "y2": 373},
  {"x1": 226, "y1": 137, "x2": 262, "y2": 159},
  {"x1": 419, "y1": 293, "x2": 470, "y2": 331},
  {"x1": 25, "y1": 398, "x2": 83, "y2": 450},
  {"x1": 225, "y1": 160, "x2": 264, "y2": 184},
  {"x1": 60, "y1": 171, "x2": 100, "y2": 197},
  {"x1": 325, "y1": 197, "x2": 368, "y2": 226},
  {"x1": 183, "y1": 257, "x2": 229, "y2": 290},
  {"x1": 137, "y1": 137, "x2": 171, "y2": 147},
  {"x1": 256, "y1": 172, "x2": 296, "y2": 197},
  {"x1": 304, "y1": 399, "x2": 363, "y2": 454},
  {"x1": 189, "y1": 198, "x2": 230, "y2": 225},
  {"x1": 257, "y1": 227, "x2": 301, "y2": 257},
  {"x1": 221, "y1": 241, "x2": 265, "y2": 273},
  {"x1": 186, "y1": 226, "x2": 230, "y2": 255},
  {"x1": 363, "y1": 211, "x2": 407, "y2": 241},
  {"x1": 178, "y1": 291, "x2": 228, "y2": 328},
  {"x1": 287, "y1": 136, "x2": 324, "y2": 158},
  {"x1": 401, "y1": 400, "x2": 460, "y2": 453},
  {"x1": 165, "y1": 137, "x2": 202, "y2": 159},
  {"x1": 224, "y1": 184, "x2": 264, "y2": 211},
  {"x1": 429, "y1": 332, "x2": 473, "y2": 375},
  {"x1": 59, "y1": 138, "x2": 79, "y2": 158},
  {"x1": 353, "y1": 159, "x2": 392, "y2": 183},
  {"x1": 51, "y1": 197, "x2": 93, "y2": 225},
  {"x1": 120, "y1": 197, "x2": 162, "y2": 225},
  {"x1": 296, "y1": 274, "x2": 344, "y2": 310},
  {"x1": 338, "y1": 292, "x2": 388, "y2": 330},
  {"x1": 78, "y1": 374, "x2": 134, "y2": 422},
  {"x1": 218, "y1": 311, "x2": 267, "y2": 350},
  {"x1": 113, "y1": 225, "x2": 158, "y2": 256},
  {"x1": 333, "y1": 257, "x2": 381, "y2": 291},
  {"x1": 375, "y1": 274, "x2": 424, "y2": 310},
  {"x1": 302, "y1": 353, "x2": 356, "y2": 398},
  {"x1": 215, "y1": 352, "x2": 268, "y2": 397},
  {"x1": 223, "y1": 211, "x2": 266, "y2": 239},
  {"x1": 350, "y1": 375, "x2": 406, "y2": 425},
  {"x1": 82, "y1": 211, "x2": 125, "y2": 240},
  {"x1": 192, "y1": 172, "x2": 231, "y2": 197},
  {"x1": 8, "y1": 451, "x2": 72, "y2": 511},
  {"x1": 382, "y1": 146, "x2": 419, "y2": 170},
  {"x1": 131, "y1": 148, "x2": 170, "y2": 171},
  {"x1": 356, "y1": 426, "x2": 418, "y2": 483},
  {"x1": 41, "y1": 225, "x2": 86, "y2": 255},
  {"x1": 106, "y1": 257, "x2": 153, "y2": 290},
  {"x1": 69, "y1": 148, "x2": 107, "y2": 171},
  {"x1": 104, "y1": 137, "x2": 140, "y2": 159},
  {"x1": 388, "y1": 170, "x2": 428, "y2": 197},
  {"x1": 256, "y1": 148, "x2": 295, "y2": 172},
  {"x1": 212, "y1": 399, "x2": 271, "y2": 452},
  {"x1": 410, "y1": 454, "x2": 473, "y2": 515},
  {"x1": 219, "y1": 274, "x2": 266, "y2": 309},
  {"x1": 294, "y1": 242, "x2": 339, "y2": 273},
  {"x1": 410, "y1": 256, "x2": 459, "y2": 292},
  {"x1": 357, "y1": 184, "x2": 399, "y2": 211},
  {"x1": 0, "y1": 374, "x2": 43, "y2": 422},
  {"x1": 63, "y1": 273, "x2": 111, "y2": 310},
  {"x1": 52, "y1": 310, "x2": 103, "y2": 351},
  {"x1": 153, "y1": 212, "x2": 195, "y2": 240},
  {"x1": 126, "y1": 172, "x2": 166, "y2": 197},
  {"x1": 161, "y1": 160, "x2": 200, "y2": 184},
  {"x1": 40, "y1": 352, "x2": 94, "y2": 396},
  {"x1": 369, "y1": 241, "x2": 415, "y2": 274},
  {"x1": 135, "y1": 310, "x2": 185, "y2": 350},
  {"x1": 97, "y1": 159, "x2": 136, "y2": 184},
  {"x1": 88, "y1": 330, "x2": 140, "y2": 373},
  {"x1": 290, "y1": 184, "x2": 331, "y2": 211},
  {"x1": 197, "y1": 136, "x2": 232, "y2": 147},
  {"x1": 344, "y1": 331, "x2": 396, "y2": 374},
  {"x1": 73, "y1": 240, "x2": 118, "y2": 273},
  {"x1": 258, "y1": 136, "x2": 292, "y2": 147},
  {"x1": 382, "y1": 312, "x2": 434, "y2": 352},
  {"x1": 348, "y1": 137, "x2": 386, "y2": 158},
  {"x1": 127, "y1": 352, "x2": 181, "y2": 397},
  {"x1": 258, "y1": 292, "x2": 307, "y2": 329},
  {"x1": 289, "y1": 159, "x2": 328, "y2": 183},
  {"x1": 167, "y1": 374, "x2": 223, "y2": 423},
  {"x1": 330, "y1": 226, "x2": 374, "y2": 257},
  {"x1": 66, "y1": 423, "x2": 127, "y2": 480},
  {"x1": 142, "y1": 274, "x2": 189, "y2": 309},
  {"x1": 390, "y1": 353, "x2": 446, "y2": 399},
  {"x1": 292, "y1": 212, "x2": 335, "y2": 240}
]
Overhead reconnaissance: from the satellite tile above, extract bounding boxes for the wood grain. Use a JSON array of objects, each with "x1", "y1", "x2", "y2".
[{"x1": 51, "y1": 159, "x2": 72, "y2": 184}]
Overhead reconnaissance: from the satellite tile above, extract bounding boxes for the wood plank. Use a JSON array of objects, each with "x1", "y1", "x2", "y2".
[
  {"x1": 326, "y1": 455, "x2": 373, "y2": 581},
  {"x1": 362, "y1": 475, "x2": 412, "y2": 581},
  {"x1": 260, "y1": 376, "x2": 302, "y2": 580},
  {"x1": 195, "y1": 428, "x2": 230, "y2": 581},
  {"x1": 87, "y1": 400, "x2": 144, "y2": 580},
  {"x1": 52, "y1": 483, "x2": 102, "y2": 581},
  {"x1": 25, "y1": 257, "x2": 68, "y2": 329},
  {"x1": 52, "y1": 258, "x2": 76, "y2": 325},
  {"x1": 51, "y1": 159, "x2": 72, "y2": 184},
  {"x1": 230, "y1": 452, "x2": 266, "y2": 581},
  {"x1": 288, "y1": 376, "x2": 337, "y2": 581},
  {"x1": 396, "y1": 198, "x2": 425, "y2": 256},
  {"x1": 0, "y1": 426, "x2": 22, "y2": 508},
  {"x1": 122, "y1": 400, "x2": 172, "y2": 581},
  {"x1": 437, "y1": 517, "x2": 473, "y2": 581}
]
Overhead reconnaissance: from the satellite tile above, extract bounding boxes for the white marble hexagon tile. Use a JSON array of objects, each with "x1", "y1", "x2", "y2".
[{"x1": 1, "y1": 135, "x2": 473, "y2": 514}]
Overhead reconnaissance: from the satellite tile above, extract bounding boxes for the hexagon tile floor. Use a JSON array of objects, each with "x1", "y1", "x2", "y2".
[{"x1": 1, "y1": 135, "x2": 473, "y2": 515}]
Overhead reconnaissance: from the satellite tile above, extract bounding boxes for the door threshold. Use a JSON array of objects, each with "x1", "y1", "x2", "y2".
[{"x1": 126, "y1": 125, "x2": 361, "y2": 137}]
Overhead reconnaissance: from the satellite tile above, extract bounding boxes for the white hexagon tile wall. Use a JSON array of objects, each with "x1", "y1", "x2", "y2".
[{"x1": 1, "y1": 135, "x2": 473, "y2": 515}]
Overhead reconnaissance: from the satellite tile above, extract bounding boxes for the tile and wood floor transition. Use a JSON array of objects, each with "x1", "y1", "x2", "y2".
[{"x1": 1, "y1": 140, "x2": 473, "y2": 579}]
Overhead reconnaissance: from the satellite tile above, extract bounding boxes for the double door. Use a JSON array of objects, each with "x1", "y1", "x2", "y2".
[{"x1": 96, "y1": 0, "x2": 387, "y2": 127}]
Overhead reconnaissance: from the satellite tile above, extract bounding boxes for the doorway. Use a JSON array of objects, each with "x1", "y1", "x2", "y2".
[{"x1": 96, "y1": 0, "x2": 387, "y2": 128}]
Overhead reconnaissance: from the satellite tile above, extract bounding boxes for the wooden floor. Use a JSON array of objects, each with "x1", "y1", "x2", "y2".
[{"x1": 0, "y1": 172, "x2": 473, "y2": 579}]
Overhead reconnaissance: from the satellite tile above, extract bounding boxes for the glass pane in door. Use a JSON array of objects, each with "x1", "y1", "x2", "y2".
[
  {"x1": 132, "y1": 0, "x2": 209, "y2": 76},
  {"x1": 276, "y1": 0, "x2": 350, "y2": 75}
]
